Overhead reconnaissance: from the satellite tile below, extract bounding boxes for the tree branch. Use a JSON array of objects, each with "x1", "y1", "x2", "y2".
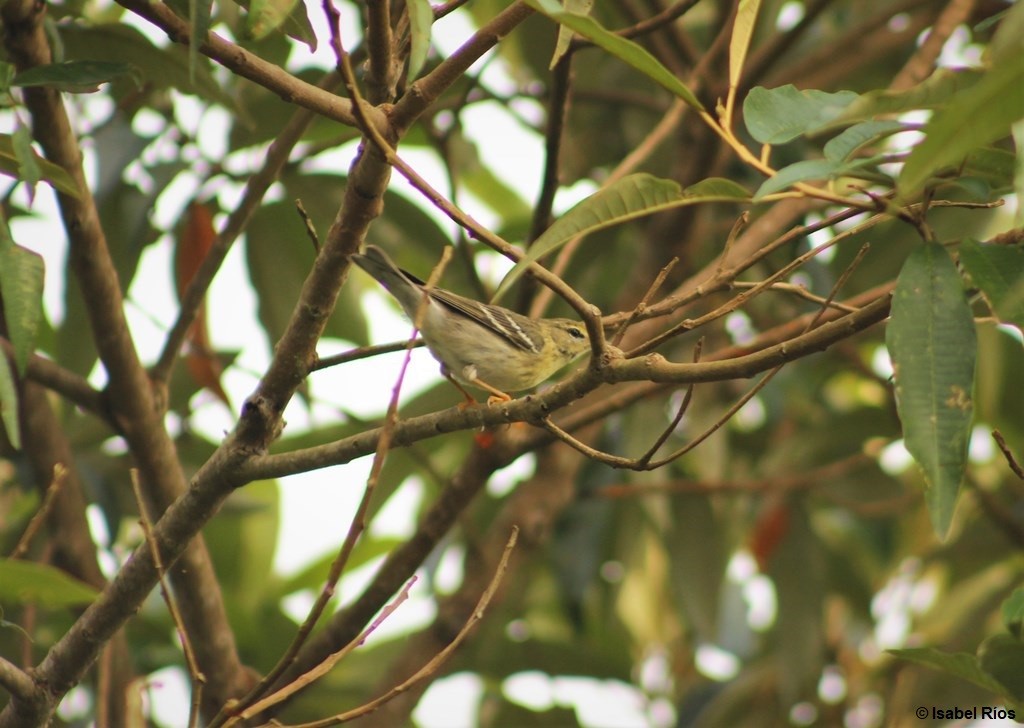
[
  {"x1": 1, "y1": 0, "x2": 248, "y2": 720},
  {"x1": 114, "y1": 0, "x2": 356, "y2": 125}
]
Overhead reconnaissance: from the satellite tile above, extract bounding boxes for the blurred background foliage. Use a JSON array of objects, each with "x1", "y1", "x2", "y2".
[{"x1": 1, "y1": 0, "x2": 1023, "y2": 726}]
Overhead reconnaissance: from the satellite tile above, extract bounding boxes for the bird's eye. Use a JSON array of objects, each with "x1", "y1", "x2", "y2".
[{"x1": 567, "y1": 326, "x2": 585, "y2": 339}]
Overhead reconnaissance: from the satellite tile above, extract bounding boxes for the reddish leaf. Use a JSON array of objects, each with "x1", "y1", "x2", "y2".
[
  {"x1": 748, "y1": 500, "x2": 791, "y2": 572},
  {"x1": 175, "y1": 201, "x2": 230, "y2": 407}
]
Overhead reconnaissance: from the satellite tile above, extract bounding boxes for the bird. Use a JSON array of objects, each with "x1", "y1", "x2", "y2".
[{"x1": 350, "y1": 245, "x2": 591, "y2": 402}]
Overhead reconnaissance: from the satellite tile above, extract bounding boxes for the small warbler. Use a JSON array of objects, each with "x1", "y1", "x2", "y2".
[{"x1": 351, "y1": 245, "x2": 591, "y2": 402}]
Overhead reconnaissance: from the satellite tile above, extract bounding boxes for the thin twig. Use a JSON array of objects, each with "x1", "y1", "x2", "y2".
[
  {"x1": 286, "y1": 527, "x2": 519, "y2": 728},
  {"x1": 610, "y1": 257, "x2": 679, "y2": 347},
  {"x1": 636, "y1": 339, "x2": 701, "y2": 465},
  {"x1": 1, "y1": 339, "x2": 109, "y2": 424},
  {"x1": 11, "y1": 465, "x2": 67, "y2": 558},
  {"x1": 130, "y1": 471, "x2": 205, "y2": 728},
  {"x1": 626, "y1": 208, "x2": 880, "y2": 357},
  {"x1": 545, "y1": 242, "x2": 875, "y2": 470},
  {"x1": 993, "y1": 430, "x2": 1024, "y2": 481},
  {"x1": 231, "y1": 577, "x2": 420, "y2": 722},
  {"x1": 295, "y1": 199, "x2": 321, "y2": 254},
  {"x1": 730, "y1": 281, "x2": 859, "y2": 312},
  {"x1": 597, "y1": 452, "x2": 871, "y2": 497},
  {"x1": 312, "y1": 339, "x2": 426, "y2": 372}
]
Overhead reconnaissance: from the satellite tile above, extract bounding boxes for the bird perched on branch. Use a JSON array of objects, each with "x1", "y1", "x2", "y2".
[{"x1": 351, "y1": 245, "x2": 590, "y2": 402}]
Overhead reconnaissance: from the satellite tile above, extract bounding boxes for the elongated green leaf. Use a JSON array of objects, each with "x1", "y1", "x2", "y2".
[
  {"x1": 12, "y1": 60, "x2": 139, "y2": 93},
  {"x1": 830, "y1": 68, "x2": 983, "y2": 127},
  {"x1": 886, "y1": 243, "x2": 976, "y2": 538},
  {"x1": 11, "y1": 124, "x2": 40, "y2": 202},
  {"x1": 247, "y1": 200, "x2": 369, "y2": 346},
  {"x1": 406, "y1": 0, "x2": 434, "y2": 82},
  {"x1": 823, "y1": 120, "x2": 906, "y2": 163},
  {"x1": 667, "y1": 494, "x2": 726, "y2": 642},
  {"x1": 57, "y1": 24, "x2": 238, "y2": 110},
  {"x1": 730, "y1": 0, "x2": 762, "y2": 89},
  {"x1": 0, "y1": 134, "x2": 79, "y2": 198},
  {"x1": 494, "y1": 175, "x2": 749, "y2": 301},
  {"x1": 0, "y1": 245, "x2": 45, "y2": 375},
  {"x1": 959, "y1": 239, "x2": 1024, "y2": 332},
  {"x1": 0, "y1": 352, "x2": 19, "y2": 450},
  {"x1": 888, "y1": 647, "x2": 1010, "y2": 696},
  {"x1": 755, "y1": 159, "x2": 839, "y2": 199},
  {"x1": 523, "y1": 0, "x2": 703, "y2": 110},
  {"x1": 744, "y1": 85, "x2": 860, "y2": 144},
  {"x1": 550, "y1": 0, "x2": 593, "y2": 68},
  {"x1": 898, "y1": 56, "x2": 1024, "y2": 199},
  {"x1": 0, "y1": 559, "x2": 98, "y2": 607},
  {"x1": 754, "y1": 156, "x2": 886, "y2": 199}
]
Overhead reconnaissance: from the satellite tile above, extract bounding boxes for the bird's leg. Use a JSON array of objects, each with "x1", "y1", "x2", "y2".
[{"x1": 442, "y1": 369, "x2": 479, "y2": 408}]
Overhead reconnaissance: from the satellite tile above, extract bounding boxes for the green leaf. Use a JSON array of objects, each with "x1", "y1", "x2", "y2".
[
  {"x1": 229, "y1": 0, "x2": 317, "y2": 50},
  {"x1": 12, "y1": 60, "x2": 139, "y2": 93},
  {"x1": 550, "y1": 0, "x2": 593, "y2": 69},
  {"x1": 959, "y1": 239, "x2": 1024, "y2": 333},
  {"x1": 11, "y1": 124, "x2": 40, "y2": 201},
  {"x1": 754, "y1": 155, "x2": 888, "y2": 199},
  {"x1": 754, "y1": 159, "x2": 839, "y2": 199},
  {"x1": 767, "y1": 502, "x2": 826, "y2": 701},
  {"x1": 57, "y1": 24, "x2": 237, "y2": 110},
  {"x1": 886, "y1": 243, "x2": 976, "y2": 538},
  {"x1": 0, "y1": 61, "x2": 15, "y2": 93},
  {"x1": 0, "y1": 559, "x2": 98, "y2": 607},
  {"x1": 1002, "y1": 588, "x2": 1024, "y2": 640},
  {"x1": 729, "y1": 0, "x2": 762, "y2": 90},
  {"x1": 494, "y1": 174, "x2": 749, "y2": 301},
  {"x1": 204, "y1": 481, "x2": 279, "y2": 611},
  {"x1": 989, "y1": 0, "x2": 1024, "y2": 66},
  {"x1": 523, "y1": 0, "x2": 704, "y2": 110},
  {"x1": 0, "y1": 134, "x2": 80, "y2": 198},
  {"x1": 959, "y1": 147, "x2": 1018, "y2": 195},
  {"x1": 188, "y1": 0, "x2": 214, "y2": 83},
  {"x1": 898, "y1": 56, "x2": 1024, "y2": 199},
  {"x1": 247, "y1": 0, "x2": 302, "y2": 40},
  {"x1": 247, "y1": 200, "x2": 369, "y2": 347},
  {"x1": 406, "y1": 0, "x2": 434, "y2": 82},
  {"x1": 667, "y1": 494, "x2": 726, "y2": 642},
  {"x1": 978, "y1": 633, "x2": 1024, "y2": 701},
  {"x1": 888, "y1": 646, "x2": 1010, "y2": 696},
  {"x1": 823, "y1": 120, "x2": 906, "y2": 163},
  {"x1": 0, "y1": 351, "x2": 19, "y2": 450},
  {"x1": 0, "y1": 244, "x2": 45, "y2": 376},
  {"x1": 743, "y1": 85, "x2": 859, "y2": 144},
  {"x1": 280, "y1": 535, "x2": 404, "y2": 595},
  {"x1": 830, "y1": 68, "x2": 983, "y2": 127}
]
